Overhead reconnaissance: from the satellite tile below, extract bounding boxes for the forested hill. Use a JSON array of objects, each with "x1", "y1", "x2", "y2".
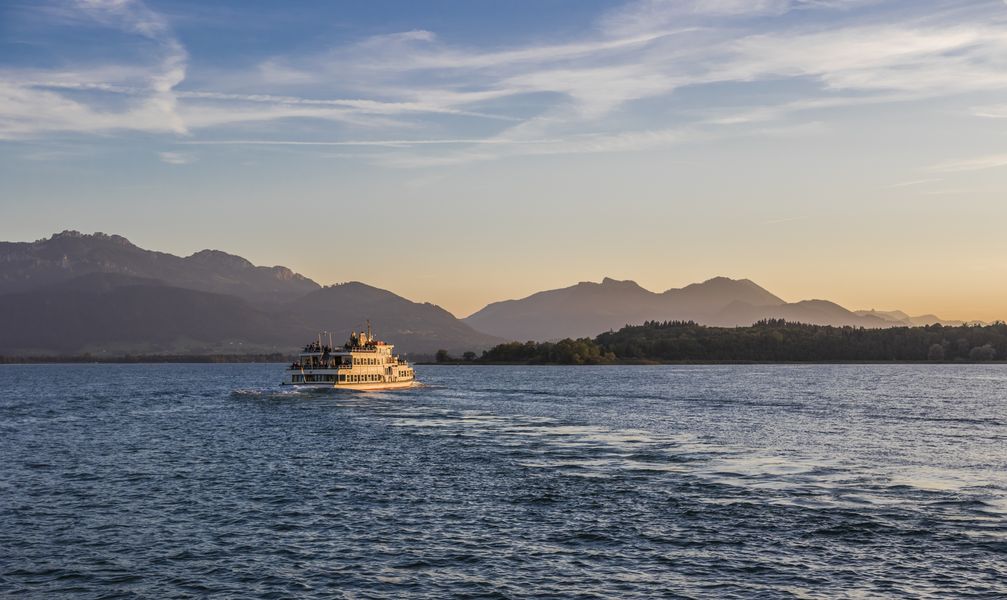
[{"x1": 476, "y1": 320, "x2": 1007, "y2": 364}]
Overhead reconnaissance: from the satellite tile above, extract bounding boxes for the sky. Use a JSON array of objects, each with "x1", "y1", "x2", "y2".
[{"x1": 1, "y1": 0, "x2": 1006, "y2": 321}]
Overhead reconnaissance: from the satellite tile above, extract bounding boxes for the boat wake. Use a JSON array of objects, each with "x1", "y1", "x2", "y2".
[{"x1": 230, "y1": 387, "x2": 310, "y2": 399}]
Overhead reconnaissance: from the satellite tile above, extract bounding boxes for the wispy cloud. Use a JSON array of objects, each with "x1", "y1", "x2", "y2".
[
  {"x1": 158, "y1": 151, "x2": 194, "y2": 165},
  {"x1": 372, "y1": 127, "x2": 701, "y2": 168},
  {"x1": 971, "y1": 104, "x2": 1007, "y2": 119},
  {"x1": 181, "y1": 138, "x2": 561, "y2": 147},
  {"x1": 0, "y1": 0, "x2": 187, "y2": 139},
  {"x1": 599, "y1": 0, "x2": 880, "y2": 36},
  {"x1": 2, "y1": 0, "x2": 1007, "y2": 171},
  {"x1": 932, "y1": 154, "x2": 1007, "y2": 173},
  {"x1": 884, "y1": 178, "x2": 942, "y2": 189},
  {"x1": 176, "y1": 128, "x2": 699, "y2": 168}
]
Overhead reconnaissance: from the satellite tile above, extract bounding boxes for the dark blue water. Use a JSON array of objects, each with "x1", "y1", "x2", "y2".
[{"x1": 1, "y1": 364, "x2": 1005, "y2": 598}]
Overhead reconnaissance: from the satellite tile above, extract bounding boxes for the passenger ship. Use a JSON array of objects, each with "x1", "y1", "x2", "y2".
[{"x1": 282, "y1": 324, "x2": 417, "y2": 390}]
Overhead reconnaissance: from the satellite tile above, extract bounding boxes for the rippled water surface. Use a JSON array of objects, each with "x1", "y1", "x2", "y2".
[{"x1": 2, "y1": 364, "x2": 1006, "y2": 598}]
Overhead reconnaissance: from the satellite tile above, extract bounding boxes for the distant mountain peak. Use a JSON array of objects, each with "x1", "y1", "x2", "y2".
[
  {"x1": 598, "y1": 277, "x2": 644, "y2": 288},
  {"x1": 272, "y1": 266, "x2": 308, "y2": 281},
  {"x1": 187, "y1": 249, "x2": 254, "y2": 270},
  {"x1": 46, "y1": 229, "x2": 83, "y2": 241},
  {"x1": 696, "y1": 276, "x2": 758, "y2": 288},
  {"x1": 45, "y1": 230, "x2": 134, "y2": 247},
  {"x1": 853, "y1": 309, "x2": 964, "y2": 327},
  {"x1": 792, "y1": 299, "x2": 843, "y2": 308},
  {"x1": 664, "y1": 276, "x2": 785, "y2": 307}
]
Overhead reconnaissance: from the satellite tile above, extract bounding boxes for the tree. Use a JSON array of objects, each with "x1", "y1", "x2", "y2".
[
  {"x1": 462, "y1": 351, "x2": 477, "y2": 361},
  {"x1": 969, "y1": 344, "x2": 996, "y2": 361},
  {"x1": 435, "y1": 349, "x2": 451, "y2": 363},
  {"x1": 478, "y1": 321, "x2": 1007, "y2": 364}
]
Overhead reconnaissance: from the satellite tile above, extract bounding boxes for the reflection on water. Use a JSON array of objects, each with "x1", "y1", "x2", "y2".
[{"x1": 1, "y1": 363, "x2": 1006, "y2": 598}]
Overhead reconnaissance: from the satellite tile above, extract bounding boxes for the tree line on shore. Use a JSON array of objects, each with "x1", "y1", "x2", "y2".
[{"x1": 437, "y1": 320, "x2": 1007, "y2": 364}]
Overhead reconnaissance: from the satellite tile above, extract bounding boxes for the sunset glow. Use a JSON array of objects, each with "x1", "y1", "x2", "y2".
[{"x1": 2, "y1": 0, "x2": 1006, "y2": 321}]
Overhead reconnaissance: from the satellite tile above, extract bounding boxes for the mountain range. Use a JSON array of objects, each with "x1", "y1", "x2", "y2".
[
  {"x1": 0, "y1": 231, "x2": 970, "y2": 356},
  {"x1": 0, "y1": 231, "x2": 501, "y2": 356},
  {"x1": 0, "y1": 231, "x2": 319, "y2": 304},
  {"x1": 463, "y1": 277, "x2": 967, "y2": 341}
]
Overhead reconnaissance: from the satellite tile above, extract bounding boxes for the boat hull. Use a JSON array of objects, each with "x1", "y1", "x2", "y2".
[{"x1": 280, "y1": 379, "x2": 418, "y2": 391}]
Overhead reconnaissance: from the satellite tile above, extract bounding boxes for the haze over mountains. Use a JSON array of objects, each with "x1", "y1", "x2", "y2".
[
  {"x1": 0, "y1": 231, "x2": 971, "y2": 356},
  {"x1": 464, "y1": 277, "x2": 968, "y2": 342}
]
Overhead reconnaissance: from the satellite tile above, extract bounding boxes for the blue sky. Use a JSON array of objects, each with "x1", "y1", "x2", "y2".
[{"x1": 2, "y1": 0, "x2": 1006, "y2": 319}]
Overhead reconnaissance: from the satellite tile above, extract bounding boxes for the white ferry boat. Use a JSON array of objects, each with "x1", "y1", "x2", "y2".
[{"x1": 282, "y1": 324, "x2": 417, "y2": 390}]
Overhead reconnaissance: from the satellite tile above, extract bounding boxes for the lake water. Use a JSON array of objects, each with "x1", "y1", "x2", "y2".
[{"x1": 1, "y1": 364, "x2": 1005, "y2": 598}]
